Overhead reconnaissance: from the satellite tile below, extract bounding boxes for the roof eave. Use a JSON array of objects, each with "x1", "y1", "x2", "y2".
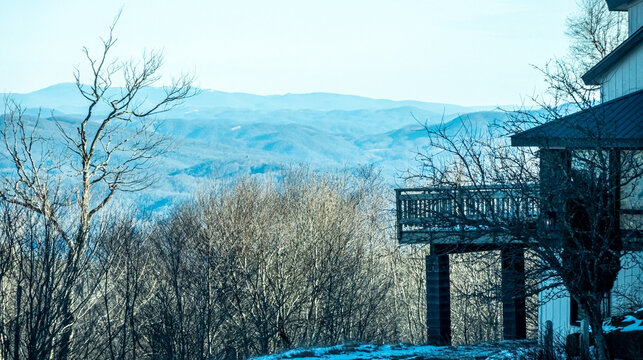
[
  {"x1": 511, "y1": 136, "x2": 642, "y2": 149},
  {"x1": 606, "y1": 0, "x2": 639, "y2": 11},
  {"x1": 582, "y1": 27, "x2": 643, "y2": 85}
]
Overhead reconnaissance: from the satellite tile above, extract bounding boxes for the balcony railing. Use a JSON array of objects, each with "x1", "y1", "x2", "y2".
[{"x1": 395, "y1": 185, "x2": 539, "y2": 244}]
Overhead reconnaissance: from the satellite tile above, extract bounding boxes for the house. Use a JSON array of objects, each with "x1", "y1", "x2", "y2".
[
  {"x1": 510, "y1": 0, "x2": 643, "y2": 339},
  {"x1": 395, "y1": 0, "x2": 642, "y2": 346}
]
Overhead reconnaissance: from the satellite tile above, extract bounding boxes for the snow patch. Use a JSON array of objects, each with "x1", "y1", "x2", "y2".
[
  {"x1": 251, "y1": 340, "x2": 539, "y2": 360},
  {"x1": 603, "y1": 308, "x2": 643, "y2": 333}
]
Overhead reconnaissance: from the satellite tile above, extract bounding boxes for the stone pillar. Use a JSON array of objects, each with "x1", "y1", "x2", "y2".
[
  {"x1": 426, "y1": 245, "x2": 451, "y2": 345},
  {"x1": 501, "y1": 246, "x2": 527, "y2": 340}
]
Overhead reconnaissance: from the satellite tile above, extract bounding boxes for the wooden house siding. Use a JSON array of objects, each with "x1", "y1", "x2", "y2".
[
  {"x1": 539, "y1": 254, "x2": 642, "y2": 341},
  {"x1": 600, "y1": 44, "x2": 643, "y2": 101},
  {"x1": 539, "y1": 284, "x2": 576, "y2": 340},
  {"x1": 630, "y1": 2, "x2": 643, "y2": 35}
]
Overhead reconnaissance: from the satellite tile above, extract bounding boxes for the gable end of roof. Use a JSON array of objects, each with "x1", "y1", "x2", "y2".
[{"x1": 582, "y1": 27, "x2": 643, "y2": 85}]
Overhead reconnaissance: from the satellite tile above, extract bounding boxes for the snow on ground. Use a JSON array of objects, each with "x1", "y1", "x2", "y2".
[
  {"x1": 251, "y1": 340, "x2": 539, "y2": 360},
  {"x1": 603, "y1": 307, "x2": 643, "y2": 333}
]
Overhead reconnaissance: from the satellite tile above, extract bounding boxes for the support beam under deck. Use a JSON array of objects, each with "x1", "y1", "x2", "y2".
[
  {"x1": 501, "y1": 247, "x2": 527, "y2": 340},
  {"x1": 426, "y1": 245, "x2": 451, "y2": 345}
]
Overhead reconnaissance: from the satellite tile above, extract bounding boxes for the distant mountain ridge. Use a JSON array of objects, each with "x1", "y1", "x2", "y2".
[
  {"x1": 0, "y1": 83, "x2": 510, "y2": 211},
  {"x1": 5, "y1": 83, "x2": 498, "y2": 114}
]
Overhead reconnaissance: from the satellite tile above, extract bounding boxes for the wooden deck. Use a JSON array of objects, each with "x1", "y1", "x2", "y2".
[
  {"x1": 395, "y1": 185, "x2": 539, "y2": 246},
  {"x1": 396, "y1": 185, "x2": 642, "y2": 345},
  {"x1": 395, "y1": 185, "x2": 643, "y2": 250}
]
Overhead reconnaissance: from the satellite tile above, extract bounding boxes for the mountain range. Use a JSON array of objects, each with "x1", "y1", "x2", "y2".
[{"x1": 1, "y1": 83, "x2": 512, "y2": 210}]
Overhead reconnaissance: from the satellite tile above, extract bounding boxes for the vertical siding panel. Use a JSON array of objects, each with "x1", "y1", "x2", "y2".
[
  {"x1": 597, "y1": 2, "x2": 643, "y2": 101},
  {"x1": 614, "y1": 67, "x2": 621, "y2": 100},
  {"x1": 610, "y1": 68, "x2": 617, "y2": 101},
  {"x1": 614, "y1": 65, "x2": 625, "y2": 98},
  {"x1": 539, "y1": 280, "x2": 577, "y2": 343},
  {"x1": 635, "y1": 50, "x2": 640, "y2": 93},
  {"x1": 634, "y1": 51, "x2": 643, "y2": 90},
  {"x1": 625, "y1": 54, "x2": 636, "y2": 93},
  {"x1": 611, "y1": 69, "x2": 618, "y2": 101},
  {"x1": 637, "y1": 48, "x2": 643, "y2": 92},
  {"x1": 599, "y1": 46, "x2": 643, "y2": 102},
  {"x1": 631, "y1": 3, "x2": 643, "y2": 35},
  {"x1": 601, "y1": 72, "x2": 614, "y2": 102},
  {"x1": 538, "y1": 255, "x2": 643, "y2": 341},
  {"x1": 623, "y1": 63, "x2": 628, "y2": 96},
  {"x1": 621, "y1": 64, "x2": 626, "y2": 98},
  {"x1": 539, "y1": 289, "x2": 546, "y2": 343}
]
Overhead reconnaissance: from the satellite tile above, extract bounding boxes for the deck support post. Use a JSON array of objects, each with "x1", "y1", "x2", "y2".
[
  {"x1": 501, "y1": 246, "x2": 527, "y2": 340},
  {"x1": 426, "y1": 245, "x2": 451, "y2": 345}
]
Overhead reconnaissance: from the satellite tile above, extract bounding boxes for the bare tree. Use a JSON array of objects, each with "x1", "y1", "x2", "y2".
[
  {"x1": 139, "y1": 167, "x2": 402, "y2": 359},
  {"x1": 566, "y1": 0, "x2": 627, "y2": 72},
  {"x1": 406, "y1": 2, "x2": 639, "y2": 359},
  {"x1": 0, "y1": 14, "x2": 195, "y2": 360},
  {"x1": 411, "y1": 103, "x2": 641, "y2": 359}
]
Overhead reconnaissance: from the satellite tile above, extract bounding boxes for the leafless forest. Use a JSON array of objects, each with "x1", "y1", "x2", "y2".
[{"x1": 0, "y1": 163, "x2": 522, "y2": 359}]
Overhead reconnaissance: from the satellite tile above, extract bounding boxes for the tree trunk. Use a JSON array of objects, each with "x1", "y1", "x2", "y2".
[
  {"x1": 14, "y1": 283, "x2": 22, "y2": 360},
  {"x1": 590, "y1": 316, "x2": 610, "y2": 360},
  {"x1": 58, "y1": 174, "x2": 92, "y2": 360},
  {"x1": 57, "y1": 308, "x2": 74, "y2": 360},
  {"x1": 58, "y1": 229, "x2": 89, "y2": 360},
  {"x1": 586, "y1": 298, "x2": 610, "y2": 360}
]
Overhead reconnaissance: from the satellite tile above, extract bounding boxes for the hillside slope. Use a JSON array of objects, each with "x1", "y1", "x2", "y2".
[{"x1": 1, "y1": 84, "x2": 510, "y2": 210}]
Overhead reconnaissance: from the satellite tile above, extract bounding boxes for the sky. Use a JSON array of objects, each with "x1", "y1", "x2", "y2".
[{"x1": 0, "y1": 0, "x2": 578, "y2": 106}]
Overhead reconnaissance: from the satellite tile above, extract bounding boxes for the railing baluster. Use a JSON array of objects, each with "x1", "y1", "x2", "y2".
[{"x1": 396, "y1": 185, "x2": 538, "y2": 241}]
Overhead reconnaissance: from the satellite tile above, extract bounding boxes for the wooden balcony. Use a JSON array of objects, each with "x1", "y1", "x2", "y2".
[
  {"x1": 396, "y1": 185, "x2": 643, "y2": 250},
  {"x1": 395, "y1": 185, "x2": 539, "y2": 247}
]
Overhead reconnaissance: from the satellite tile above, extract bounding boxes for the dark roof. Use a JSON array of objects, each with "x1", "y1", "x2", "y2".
[
  {"x1": 582, "y1": 26, "x2": 643, "y2": 85},
  {"x1": 511, "y1": 89, "x2": 643, "y2": 148},
  {"x1": 606, "y1": 0, "x2": 639, "y2": 10}
]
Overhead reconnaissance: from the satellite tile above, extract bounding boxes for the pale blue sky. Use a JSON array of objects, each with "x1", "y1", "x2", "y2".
[{"x1": 1, "y1": 0, "x2": 578, "y2": 106}]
